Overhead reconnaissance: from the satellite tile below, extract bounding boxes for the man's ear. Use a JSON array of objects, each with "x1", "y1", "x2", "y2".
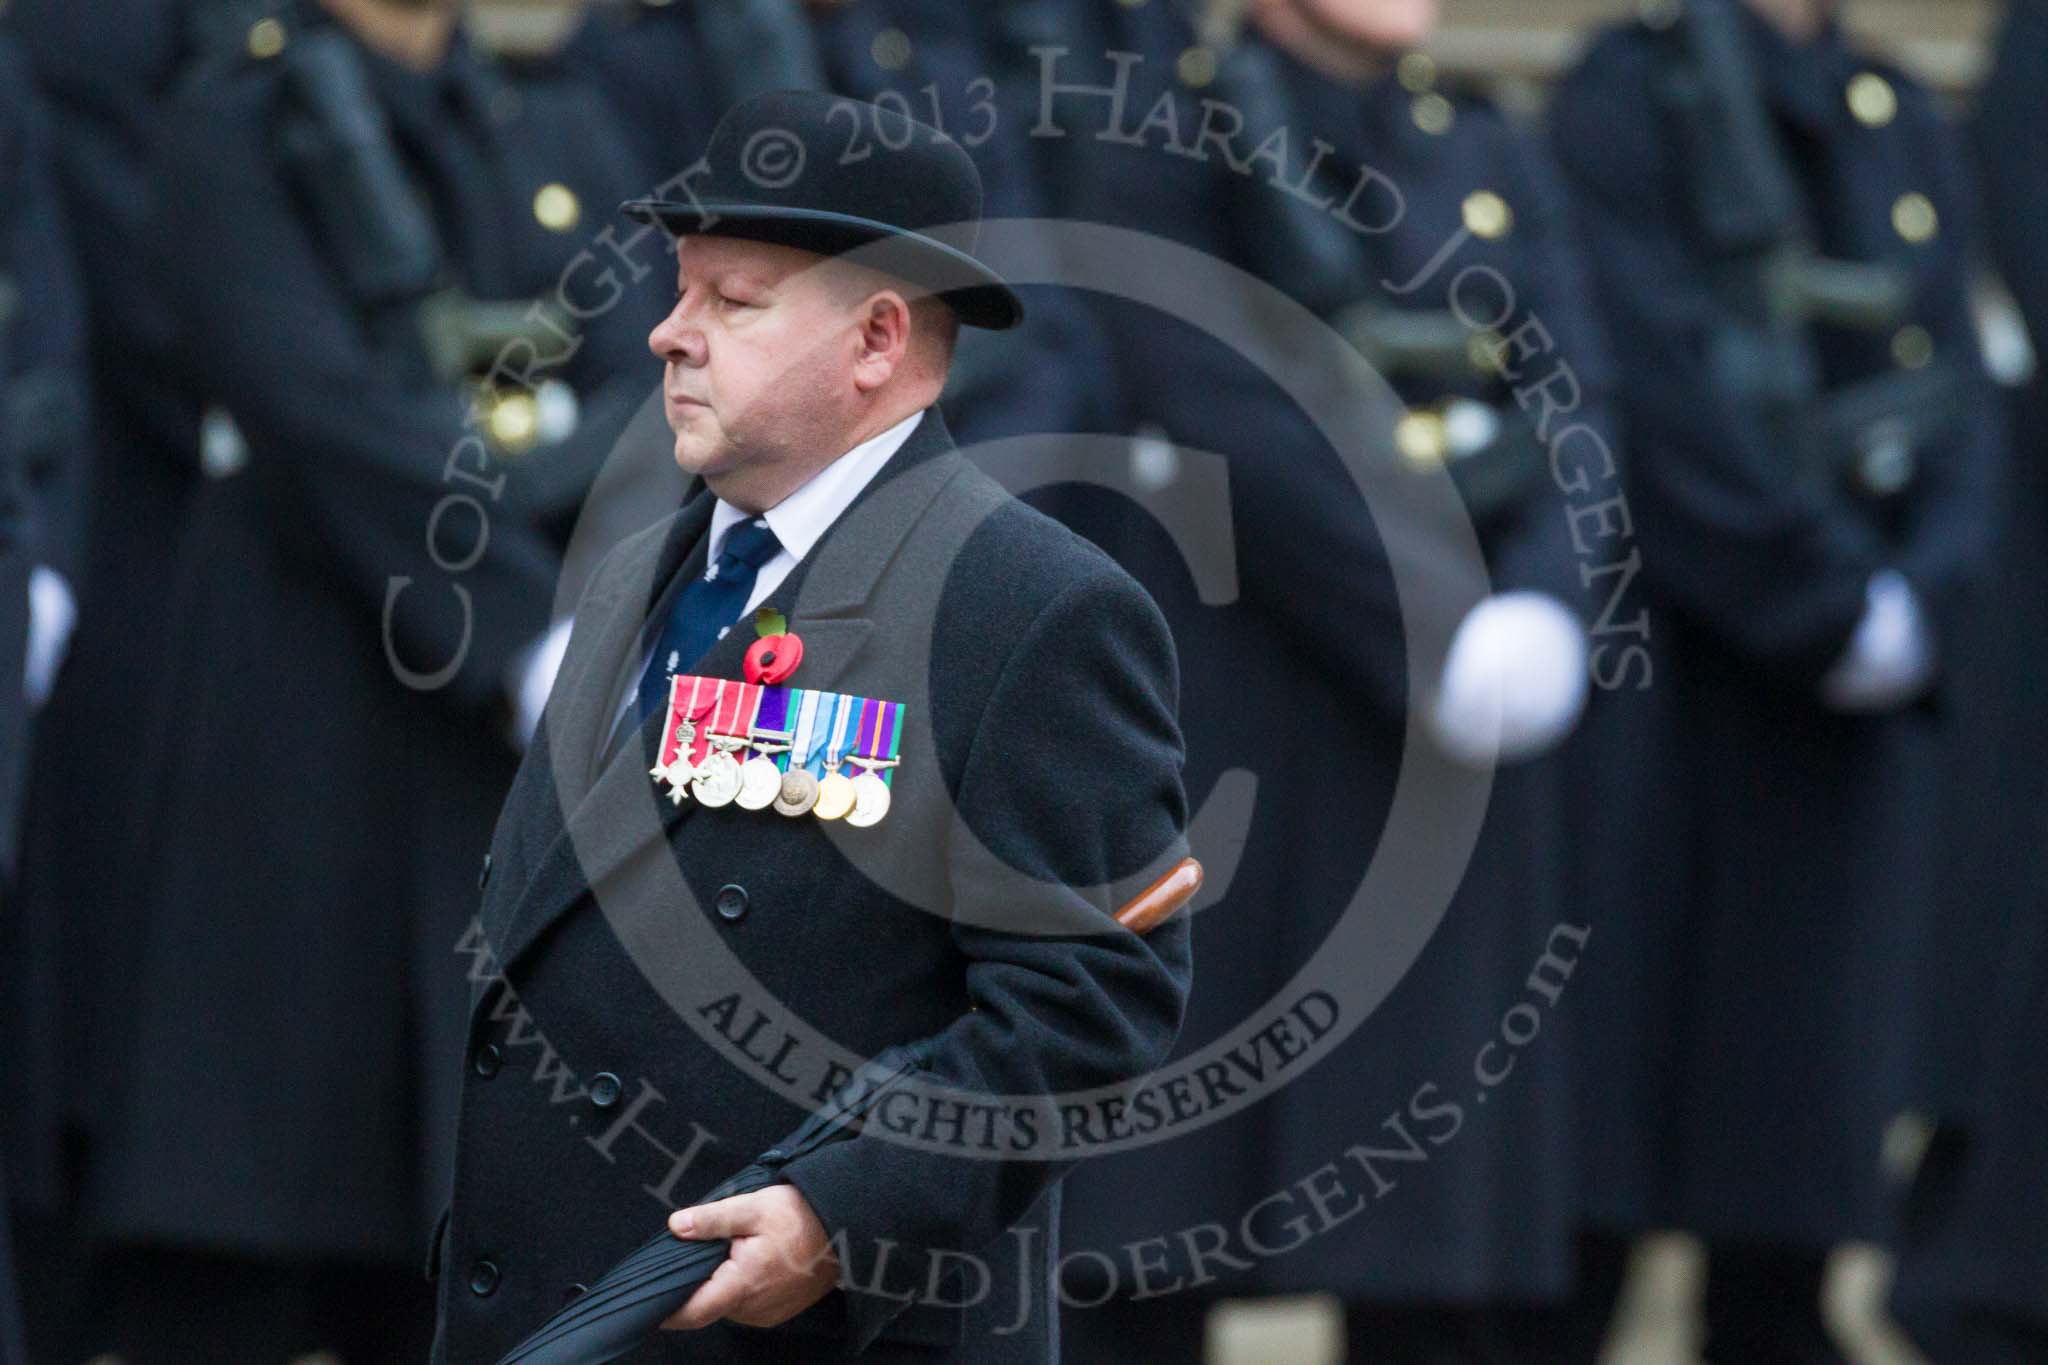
[{"x1": 850, "y1": 290, "x2": 912, "y2": 394}]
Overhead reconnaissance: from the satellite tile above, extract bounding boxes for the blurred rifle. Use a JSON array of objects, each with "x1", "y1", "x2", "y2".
[
  {"x1": 1203, "y1": 19, "x2": 1544, "y2": 522},
  {"x1": 1650, "y1": 0, "x2": 1962, "y2": 498},
  {"x1": 269, "y1": 15, "x2": 576, "y2": 459}
]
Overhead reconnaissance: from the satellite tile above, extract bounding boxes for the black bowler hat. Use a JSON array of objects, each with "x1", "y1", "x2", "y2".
[{"x1": 622, "y1": 88, "x2": 1023, "y2": 330}]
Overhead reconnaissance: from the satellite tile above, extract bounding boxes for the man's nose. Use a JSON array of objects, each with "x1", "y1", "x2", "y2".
[{"x1": 648, "y1": 310, "x2": 705, "y2": 366}]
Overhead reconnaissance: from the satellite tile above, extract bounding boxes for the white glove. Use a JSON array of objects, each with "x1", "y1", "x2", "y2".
[
  {"x1": 1429, "y1": 591, "x2": 1589, "y2": 768},
  {"x1": 1820, "y1": 569, "x2": 1934, "y2": 713},
  {"x1": 25, "y1": 565, "x2": 76, "y2": 711},
  {"x1": 507, "y1": 616, "x2": 574, "y2": 751}
]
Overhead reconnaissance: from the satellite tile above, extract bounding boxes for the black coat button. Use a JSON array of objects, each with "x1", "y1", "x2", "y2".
[
  {"x1": 478, "y1": 853, "x2": 493, "y2": 890},
  {"x1": 564, "y1": 1282, "x2": 589, "y2": 1302},
  {"x1": 589, "y1": 1072, "x2": 622, "y2": 1109},
  {"x1": 715, "y1": 883, "x2": 749, "y2": 921},
  {"x1": 468, "y1": 1259, "x2": 500, "y2": 1297},
  {"x1": 473, "y1": 1043, "x2": 503, "y2": 1079}
]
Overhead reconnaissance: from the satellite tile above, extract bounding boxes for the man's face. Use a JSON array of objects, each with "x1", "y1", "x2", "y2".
[{"x1": 647, "y1": 236, "x2": 859, "y2": 482}]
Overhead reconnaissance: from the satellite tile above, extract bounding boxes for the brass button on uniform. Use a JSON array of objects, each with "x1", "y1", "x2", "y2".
[
  {"x1": 589, "y1": 1072, "x2": 623, "y2": 1108},
  {"x1": 533, "y1": 183, "x2": 581, "y2": 234},
  {"x1": 1891, "y1": 325, "x2": 1935, "y2": 369},
  {"x1": 871, "y1": 27, "x2": 913, "y2": 72},
  {"x1": 715, "y1": 883, "x2": 750, "y2": 921},
  {"x1": 1395, "y1": 409, "x2": 1449, "y2": 469},
  {"x1": 1892, "y1": 193, "x2": 1939, "y2": 245},
  {"x1": 468, "y1": 1259, "x2": 501, "y2": 1297},
  {"x1": 1411, "y1": 93, "x2": 1455, "y2": 136},
  {"x1": 1176, "y1": 46, "x2": 1217, "y2": 88},
  {"x1": 1397, "y1": 52, "x2": 1437, "y2": 93},
  {"x1": 1847, "y1": 72, "x2": 1898, "y2": 128},
  {"x1": 1462, "y1": 190, "x2": 1513, "y2": 240},
  {"x1": 247, "y1": 17, "x2": 287, "y2": 59}
]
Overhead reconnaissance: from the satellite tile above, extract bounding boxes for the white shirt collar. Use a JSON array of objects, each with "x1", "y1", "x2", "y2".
[{"x1": 707, "y1": 408, "x2": 926, "y2": 566}]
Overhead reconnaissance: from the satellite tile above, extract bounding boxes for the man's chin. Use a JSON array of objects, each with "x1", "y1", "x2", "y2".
[{"x1": 669, "y1": 435, "x2": 731, "y2": 479}]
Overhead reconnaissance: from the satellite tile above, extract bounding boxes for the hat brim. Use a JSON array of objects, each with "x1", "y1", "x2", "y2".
[{"x1": 621, "y1": 199, "x2": 1024, "y2": 331}]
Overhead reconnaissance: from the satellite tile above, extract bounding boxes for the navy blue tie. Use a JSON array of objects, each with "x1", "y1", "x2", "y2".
[{"x1": 633, "y1": 517, "x2": 784, "y2": 728}]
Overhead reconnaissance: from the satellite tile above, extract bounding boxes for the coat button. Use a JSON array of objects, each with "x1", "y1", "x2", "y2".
[
  {"x1": 714, "y1": 884, "x2": 749, "y2": 921},
  {"x1": 473, "y1": 1043, "x2": 503, "y2": 1079},
  {"x1": 563, "y1": 1282, "x2": 590, "y2": 1302},
  {"x1": 589, "y1": 1072, "x2": 623, "y2": 1109},
  {"x1": 478, "y1": 853, "x2": 493, "y2": 890},
  {"x1": 468, "y1": 1259, "x2": 500, "y2": 1297}
]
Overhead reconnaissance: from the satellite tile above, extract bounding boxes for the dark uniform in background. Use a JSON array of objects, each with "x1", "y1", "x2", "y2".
[
  {"x1": 1246, "y1": 45, "x2": 1611, "y2": 1365},
  {"x1": 1551, "y1": 3, "x2": 2001, "y2": 1360},
  {"x1": 0, "y1": 33, "x2": 89, "y2": 889},
  {"x1": 1010, "y1": 2, "x2": 1606, "y2": 1359},
  {"x1": 0, "y1": 29, "x2": 93, "y2": 1365},
  {"x1": 59, "y1": 6, "x2": 661, "y2": 1358},
  {"x1": 1, "y1": 6, "x2": 205, "y2": 1356},
  {"x1": 1888, "y1": 1, "x2": 2048, "y2": 1359}
]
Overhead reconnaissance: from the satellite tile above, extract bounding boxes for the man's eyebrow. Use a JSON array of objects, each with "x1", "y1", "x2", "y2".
[{"x1": 675, "y1": 262, "x2": 777, "y2": 293}]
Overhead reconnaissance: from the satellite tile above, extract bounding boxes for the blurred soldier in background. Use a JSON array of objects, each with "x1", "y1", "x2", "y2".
[
  {"x1": 0, "y1": 32, "x2": 88, "y2": 905},
  {"x1": 0, "y1": 26, "x2": 92, "y2": 1365},
  {"x1": 561, "y1": 0, "x2": 1118, "y2": 445},
  {"x1": 1009, "y1": 0, "x2": 1601, "y2": 1359},
  {"x1": 23, "y1": 0, "x2": 661, "y2": 1356},
  {"x1": 1887, "y1": 2, "x2": 2048, "y2": 1360},
  {"x1": 3, "y1": 3, "x2": 217, "y2": 1354},
  {"x1": 1550, "y1": 0, "x2": 2003, "y2": 1359}
]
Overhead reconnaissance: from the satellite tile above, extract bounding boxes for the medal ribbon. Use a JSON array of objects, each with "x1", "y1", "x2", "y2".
[
  {"x1": 707, "y1": 679, "x2": 756, "y2": 747},
  {"x1": 850, "y1": 699, "x2": 904, "y2": 788},
  {"x1": 822, "y1": 692, "x2": 860, "y2": 775},
  {"x1": 788, "y1": 689, "x2": 824, "y2": 776},
  {"x1": 800, "y1": 693, "x2": 845, "y2": 777},
  {"x1": 752, "y1": 685, "x2": 795, "y2": 765},
  {"x1": 879, "y1": 700, "x2": 905, "y2": 788},
  {"x1": 661, "y1": 675, "x2": 716, "y2": 768}
]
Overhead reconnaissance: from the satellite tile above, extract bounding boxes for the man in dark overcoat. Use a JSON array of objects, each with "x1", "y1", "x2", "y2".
[{"x1": 432, "y1": 89, "x2": 1193, "y2": 1364}]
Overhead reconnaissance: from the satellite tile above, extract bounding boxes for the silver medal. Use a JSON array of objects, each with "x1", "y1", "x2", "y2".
[
  {"x1": 845, "y1": 770, "x2": 892, "y2": 828},
  {"x1": 691, "y1": 750, "x2": 743, "y2": 807},
  {"x1": 735, "y1": 756, "x2": 784, "y2": 810}
]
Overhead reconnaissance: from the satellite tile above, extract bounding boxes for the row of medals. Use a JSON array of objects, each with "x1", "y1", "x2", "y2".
[{"x1": 651, "y1": 718, "x2": 895, "y2": 827}]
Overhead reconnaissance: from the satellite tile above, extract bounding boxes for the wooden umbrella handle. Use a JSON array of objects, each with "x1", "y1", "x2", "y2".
[{"x1": 1114, "y1": 857, "x2": 1204, "y2": 936}]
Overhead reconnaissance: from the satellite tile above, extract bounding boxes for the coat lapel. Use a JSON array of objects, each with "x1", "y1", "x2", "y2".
[{"x1": 481, "y1": 412, "x2": 969, "y2": 992}]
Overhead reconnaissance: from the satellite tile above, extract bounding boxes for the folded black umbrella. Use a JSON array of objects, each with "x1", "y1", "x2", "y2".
[
  {"x1": 494, "y1": 857, "x2": 1202, "y2": 1365},
  {"x1": 495, "y1": 1044, "x2": 927, "y2": 1365}
]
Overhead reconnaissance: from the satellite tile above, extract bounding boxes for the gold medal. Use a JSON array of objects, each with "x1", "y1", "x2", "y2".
[
  {"x1": 774, "y1": 769, "x2": 819, "y2": 816},
  {"x1": 735, "y1": 756, "x2": 784, "y2": 810},
  {"x1": 845, "y1": 770, "x2": 891, "y2": 827},
  {"x1": 813, "y1": 771, "x2": 856, "y2": 821}
]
